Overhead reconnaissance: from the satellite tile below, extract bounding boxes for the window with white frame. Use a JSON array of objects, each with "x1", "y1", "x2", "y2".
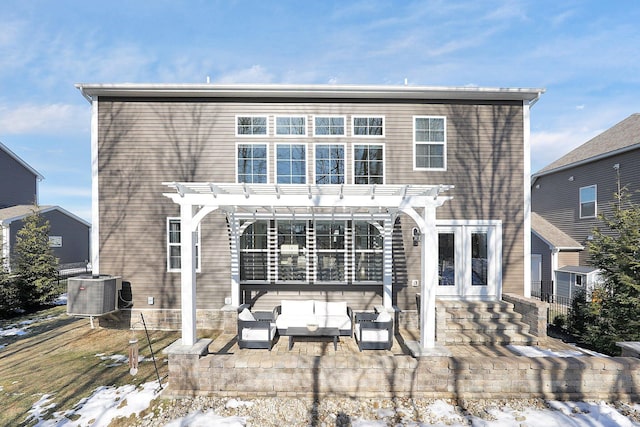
[
  {"x1": 316, "y1": 220, "x2": 346, "y2": 282},
  {"x1": 354, "y1": 221, "x2": 383, "y2": 282},
  {"x1": 353, "y1": 144, "x2": 384, "y2": 184},
  {"x1": 353, "y1": 116, "x2": 384, "y2": 137},
  {"x1": 314, "y1": 116, "x2": 345, "y2": 136},
  {"x1": 237, "y1": 143, "x2": 268, "y2": 183},
  {"x1": 276, "y1": 144, "x2": 306, "y2": 184},
  {"x1": 580, "y1": 185, "x2": 597, "y2": 218},
  {"x1": 167, "y1": 218, "x2": 200, "y2": 272},
  {"x1": 239, "y1": 220, "x2": 269, "y2": 281},
  {"x1": 236, "y1": 115, "x2": 268, "y2": 136},
  {"x1": 414, "y1": 116, "x2": 446, "y2": 170},
  {"x1": 276, "y1": 116, "x2": 306, "y2": 136},
  {"x1": 315, "y1": 144, "x2": 345, "y2": 184}
]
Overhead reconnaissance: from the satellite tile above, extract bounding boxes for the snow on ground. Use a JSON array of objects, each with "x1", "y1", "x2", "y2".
[
  {"x1": 507, "y1": 344, "x2": 609, "y2": 358},
  {"x1": 29, "y1": 381, "x2": 161, "y2": 427},
  {"x1": 24, "y1": 381, "x2": 640, "y2": 427}
]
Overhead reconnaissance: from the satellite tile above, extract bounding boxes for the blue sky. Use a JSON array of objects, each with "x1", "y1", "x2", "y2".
[{"x1": 1, "y1": 0, "x2": 639, "y2": 222}]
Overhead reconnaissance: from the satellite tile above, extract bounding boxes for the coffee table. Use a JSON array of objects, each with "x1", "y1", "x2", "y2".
[{"x1": 286, "y1": 326, "x2": 341, "y2": 350}]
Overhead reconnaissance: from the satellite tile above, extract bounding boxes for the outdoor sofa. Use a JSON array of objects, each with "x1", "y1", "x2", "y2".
[{"x1": 275, "y1": 299, "x2": 353, "y2": 337}]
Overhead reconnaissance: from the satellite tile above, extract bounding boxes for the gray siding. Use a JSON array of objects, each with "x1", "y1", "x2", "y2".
[
  {"x1": 9, "y1": 209, "x2": 90, "y2": 265},
  {"x1": 0, "y1": 149, "x2": 37, "y2": 208},
  {"x1": 532, "y1": 148, "x2": 640, "y2": 264},
  {"x1": 97, "y1": 98, "x2": 526, "y2": 311}
]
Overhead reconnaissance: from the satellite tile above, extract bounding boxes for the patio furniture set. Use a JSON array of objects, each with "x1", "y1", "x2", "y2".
[{"x1": 237, "y1": 299, "x2": 393, "y2": 351}]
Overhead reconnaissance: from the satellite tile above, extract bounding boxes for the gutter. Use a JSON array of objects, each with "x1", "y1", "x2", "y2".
[{"x1": 77, "y1": 85, "x2": 93, "y2": 103}]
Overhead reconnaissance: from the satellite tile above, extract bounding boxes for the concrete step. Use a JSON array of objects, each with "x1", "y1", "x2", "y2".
[
  {"x1": 443, "y1": 330, "x2": 538, "y2": 345},
  {"x1": 444, "y1": 319, "x2": 532, "y2": 332}
]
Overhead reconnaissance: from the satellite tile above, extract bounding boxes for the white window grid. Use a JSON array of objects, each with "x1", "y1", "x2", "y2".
[
  {"x1": 236, "y1": 142, "x2": 269, "y2": 184},
  {"x1": 236, "y1": 115, "x2": 268, "y2": 137},
  {"x1": 167, "y1": 217, "x2": 201, "y2": 273},
  {"x1": 275, "y1": 115, "x2": 307, "y2": 137},
  {"x1": 313, "y1": 115, "x2": 346, "y2": 137},
  {"x1": 413, "y1": 115, "x2": 447, "y2": 171},
  {"x1": 352, "y1": 115, "x2": 385, "y2": 137}
]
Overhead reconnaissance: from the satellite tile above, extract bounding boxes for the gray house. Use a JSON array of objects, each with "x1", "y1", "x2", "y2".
[
  {"x1": 531, "y1": 113, "x2": 640, "y2": 298},
  {"x1": 77, "y1": 83, "x2": 544, "y2": 350},
  {"x1": 0, "y1": 141, "x2": 91, "y2": 270}
]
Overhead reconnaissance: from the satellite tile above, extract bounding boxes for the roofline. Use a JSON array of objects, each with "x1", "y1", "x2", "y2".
[
  {"x1": 75, "y1": 83, "x2": 545, "y2": 104},
  {"x1": 0, "y1": 205, "x2": 91, "y2": 228},
  {"x1": 0, "y1": 140, "x2": 44, "y2": 180},
  {"x1": 532, "y1": 143, "x2": 640, "y2": 181},
  {"x1": 531, "y1": 229, "x2": 584, "y2": 251}
]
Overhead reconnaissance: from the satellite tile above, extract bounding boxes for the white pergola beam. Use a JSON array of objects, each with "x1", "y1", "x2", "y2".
[{"x1": 164, "y1": 182, "x2": 453, "y2": 350}]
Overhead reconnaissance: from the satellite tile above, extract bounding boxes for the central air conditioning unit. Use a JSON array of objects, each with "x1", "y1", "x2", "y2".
[{"x1": 67, "y1": 275, "x2": 122, "y2": 316}]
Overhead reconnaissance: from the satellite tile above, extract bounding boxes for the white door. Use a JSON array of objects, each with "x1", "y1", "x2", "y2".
[
  {"x1": 531, "y1": 254, "x2": 542, "y2": 294},
  {"x1": 435, "y1": 222, "x2": 502, "y2": 299}
]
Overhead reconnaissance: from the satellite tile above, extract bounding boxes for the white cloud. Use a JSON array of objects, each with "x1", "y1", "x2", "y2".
[
  {"x1": 215, "y1": 65, "x2": 274, "y2": 84},
  {"x1": 530, "y1": 127, "x2": 602, "y2": 172},
  {"x1": 0, "y1": 103, "x2": 89, "y2": 135}
]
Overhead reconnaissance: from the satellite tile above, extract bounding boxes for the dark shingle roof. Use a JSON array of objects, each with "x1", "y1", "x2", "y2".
[
  {"x1": 531, "y1": 212, "x2": 583, "y2": 250},
  {"x1": 534, "y1": 113, "x2": 640, "y2": 177}
]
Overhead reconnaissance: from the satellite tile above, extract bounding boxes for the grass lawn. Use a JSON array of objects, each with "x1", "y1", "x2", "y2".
[{"x1": 0, "y1": 306, "x2": 186, "y2": 426}]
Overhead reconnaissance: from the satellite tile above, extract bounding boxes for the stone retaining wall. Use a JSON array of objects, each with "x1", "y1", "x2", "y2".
[
  {"x1": 165, "y1": 352, "x2": 640, "y2": 401},
  {"x1": 503, "y1": 293, "x2": 548, "y2": 338}
]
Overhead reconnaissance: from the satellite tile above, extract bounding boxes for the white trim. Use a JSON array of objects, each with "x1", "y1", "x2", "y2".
[
  {"x1": 76, "y1": 83, "x2": 545, "y2": 103},
  {"x1": 274, "y1": 115, "x2": 307, "y2": 137},
  {"x1": 1, "y1": 224, "x2": 9, "y2": 270},
  {"x1": 413, "y1": 115, "x2": 447, "y2": 171},
  {"x1": 523, "y1": 102, "x2": 532, "y2": 297},
  {"x1": 579, "y1": 184, "x2": 597, "y2": 219},
  {"x1": 351, "y1": 115, "x2": 385, "y2": 138},
  {"x1": 313, "y1": 115, "x2": 346, "y2": 137},
  {"x1": 91, "y1": 98, "x2": 100, "y2": 274},
  {"x1": 312, "y1": 143, "x2": 346, "y2": 185},
  {"x1": 274, "y1": 142, "x2": 308, "y2": 184},
  {"x1": 235, "y1": 142, "x2": 269, "y2": 184},
  {"x1": 167, "y1": 217, "x2": 202, "y2": 273},
  {"x1": 352, "y1": 143, "x2": 385, "y2": 184},
  {"x1": 235, "y1": 114, "x2": 269, "y2": 137},
  {"x1": 434, "y1": 219, "x2": 503, "y2": 300}
]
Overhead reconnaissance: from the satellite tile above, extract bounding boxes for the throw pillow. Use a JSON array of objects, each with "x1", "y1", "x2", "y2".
[{"x1": 238, "y1": 308, "x2": 256, "y2": 322}]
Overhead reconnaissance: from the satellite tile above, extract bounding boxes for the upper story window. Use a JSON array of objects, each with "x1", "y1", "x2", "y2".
[
  {"x1": 315, "y1": 144, "x2": 345, "y2": 184},
  {"x1": 353, "y1": 144, "x2": 384, "y2": 184},
  {"x1": 237, "y1": 115, "x2": 268, "y2": 136},
  {"x1": 237, "y1": 143, "x2": 268, "y2": 183},
  {"x1": 314, "y1": 116, "x2": 345, "y2": 136},
  {"x1": 167, "y1": 218, "x2": 200, "y2": 272},
  {"x1": 276, "y1": 144, "x2": 306, "y2": 184},
  {"x1": 414, "y1": 116, "x2": 446, "y2": 170},
  {"x1": 353, "y1": 116, "x2": 384, "y2": 137},
  {"x1": 580, "y1": 185, "x2": 597, "y2": 218},
  {"x1": 276, "y1": 116, "x2": 306, "y2": 136}
]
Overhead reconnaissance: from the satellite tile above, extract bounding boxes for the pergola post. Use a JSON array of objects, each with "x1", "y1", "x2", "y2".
[
  {"x1": 228, "y1": 216, "x2": 241, "y2": 307},
  {"x1": 382, "y1": 219, "x2": 394, "y2": 309},
  {"x1": 180, "y1": 203, "x2": 197, "y2": 346},
  {"x1": 419, "y1": 205, "x2": 438, "y2": 348}
]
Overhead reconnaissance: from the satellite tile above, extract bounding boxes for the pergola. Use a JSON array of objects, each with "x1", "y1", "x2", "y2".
[{"x1": 163, "y1": 182, "x2": 453, "y2": 350}]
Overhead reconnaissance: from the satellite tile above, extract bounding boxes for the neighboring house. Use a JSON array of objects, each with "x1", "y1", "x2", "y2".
[
  {"x1": 76, "y1": 83, "x2": 543, "y2": 349},
  {"x1": 531, "y1": 113, "x2": 640, "y2": 298},
  {"x1": 0, "y1": 140, "x2": 41, "y2": 208},
  {"x1": 0, "y1": 141, "x2": 91, "y2": 270}
]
